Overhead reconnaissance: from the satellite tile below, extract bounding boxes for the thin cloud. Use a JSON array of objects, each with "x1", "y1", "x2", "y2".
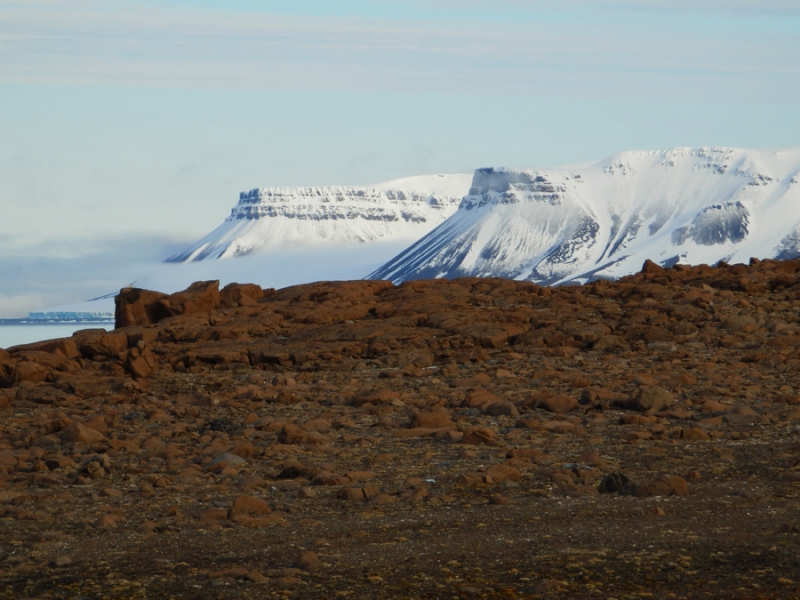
[
  {"x1": 0, "y1": 231, "x2": 190, "y2": 259},
  {"x1": 0, "y1": 0, "x2": 797, "y2": 101},
  {"x1": 403, "y1": 0, "x2": 800, "y2": 16}
]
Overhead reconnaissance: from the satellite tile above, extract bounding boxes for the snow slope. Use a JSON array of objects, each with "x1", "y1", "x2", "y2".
[
  {"x1": 368, "y1": 148, "x2": 800, "y2": 285},
  {"x1": 167, "y1": 174, "x2": 472, "y2": 262}
]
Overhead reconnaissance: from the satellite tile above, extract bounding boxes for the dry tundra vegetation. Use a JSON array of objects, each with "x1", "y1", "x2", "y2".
[{"x1": 2, "y1": 258, "x2": 800, "y2": 598}]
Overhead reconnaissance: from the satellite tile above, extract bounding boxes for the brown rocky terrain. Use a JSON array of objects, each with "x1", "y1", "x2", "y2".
[{"x1": 2, "y1": 258, "x2": 800, "y2": 598}]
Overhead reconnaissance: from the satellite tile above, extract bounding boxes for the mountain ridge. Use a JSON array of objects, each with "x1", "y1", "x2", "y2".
[
  {"x1": 166, "y1": 173, "x2": 473, "y2": 262},
  {"x1": 368, "y1": 147, "x2": 800, "y2": 285}
]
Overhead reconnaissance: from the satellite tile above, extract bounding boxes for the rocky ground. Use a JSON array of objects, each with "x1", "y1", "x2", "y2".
[{"x1": 2, "y1": 258, "x2": 800, "y2": 598}]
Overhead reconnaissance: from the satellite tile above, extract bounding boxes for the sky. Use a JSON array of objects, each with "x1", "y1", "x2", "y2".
[{"x1": 0, "y1": 0, "x2": 799, "y2": 317}]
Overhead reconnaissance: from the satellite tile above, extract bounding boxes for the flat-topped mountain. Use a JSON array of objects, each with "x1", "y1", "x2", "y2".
[
  {"x1": 167, "y1": 174, "x2": 472, "y2": 262},
  {"x1": 370, "y1": 147, "x2": 800, "y2": 284}
]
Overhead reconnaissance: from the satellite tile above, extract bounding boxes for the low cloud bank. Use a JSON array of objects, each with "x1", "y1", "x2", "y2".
[
  {"x1": 0, "y1": 235, "x2": 186, "y2": 318},
  {"x1": 0, "y1": 236, "x2": 408, "y2": 318}
]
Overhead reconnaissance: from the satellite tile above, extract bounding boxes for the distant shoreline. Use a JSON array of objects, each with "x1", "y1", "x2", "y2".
[{"x1": 0, "y1": 319, "x2": 115, "y2": 326}]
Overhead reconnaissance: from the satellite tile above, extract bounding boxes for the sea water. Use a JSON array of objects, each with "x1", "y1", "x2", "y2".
[{"x1": 0, "y1": 323, "x2": 112, "y2": 350}]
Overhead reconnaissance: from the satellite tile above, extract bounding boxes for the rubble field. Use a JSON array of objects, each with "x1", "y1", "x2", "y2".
[{"x1": 2, "y1": 258, "x2": 800, "y2": 598}]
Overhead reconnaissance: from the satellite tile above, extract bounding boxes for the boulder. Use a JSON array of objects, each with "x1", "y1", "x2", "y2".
[
  {"x1": 220, "y1": 283, "x2": 264, "y2": 307},
  {"x1": 598, "y1": 472, "x2": 637, "y2": 495},
  {"x1": 633, "y1": 386, "x2": 675, "y2": 412},
  {"x1": 115, "y1": 288, "x2": 170, "y2": 328},
  {"x1": 461, "y1": 426, "x2": 499, "y2": 445},
  {"x1": 166, "y1": 280, "x2": 221, "y2": 317},
  {"x1": 538, "y1": 395, "x2": 578, "y2": 414},
  {"x1": 61, "y1": 422, "x2": 106, "y2": 445},
  {"x1": 411, "y1": 411, "x2": 453, "y2": 429},
  {"x1": 126, "y1": 349, "x2": 158, "y2": 379},
  {"x1": 13, "y1": 361, "x2": 49, "y2": 384}
]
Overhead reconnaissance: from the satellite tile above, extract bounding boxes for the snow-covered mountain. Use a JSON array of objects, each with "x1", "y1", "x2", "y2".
[
  {"x1": 167, "y1": 174, "x2": 472, "y2": 262},
  {"x1": 368, "y1": 147, "x2": 800, "y2": 285}
]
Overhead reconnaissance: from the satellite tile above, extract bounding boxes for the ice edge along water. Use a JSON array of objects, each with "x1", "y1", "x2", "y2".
[{"x1": 368, "y1": 147, "x2": 800, "y2": 285}]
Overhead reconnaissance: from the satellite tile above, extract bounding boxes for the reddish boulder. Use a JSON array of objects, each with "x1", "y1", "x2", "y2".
[
  {"x1": 125, "y1": 328, "x2": 159, "y2": 348},
  {"x1": 228, "y1": 494, "x2": 282, "y2": 527},
  {"x1": 220, "y1": 283, "x2": 264, "y2": 307},
  {"x1": 641, "y1": 259, "x2": 665, "y2": 274},
  {"x1": 338, "y1": 488, "x2": 366, "y2": 501},
  {"x1": 295, "y1": 551, "x2": 322, "y2": 571},
  {"x1": 125, "y1": 349, "x2": 158, "y2": 379},
  {"x1": 73, "y1": 331, "x2": 128, "y2": 358},
  {"x1": 636, "y1": 475, "x2": 689, "y2": 497},
  {"x1": 411, "y1": 411, "x2": 453, "y2": 429},
  {"x1": 115, "y1": 288, "x2": 170, "y2": 328},
  {"x1": 485, "y1": 463, "x2": 521, "y2": 483},
  {"x1": 13, "y1": 361, "x2": 49, "y2": 384},
  {"x1": 278, "y1": 424, "x2": 327, "y2": 445},
  {"x1": 464, "y1": 389, "x2": 502, "y2": 411},
  {"x1": 229, "y1": 494, "x2": 271, "y2": 519},
  {"x1": 633, "y1": 386, "x2": 675, "y2": 412},
  {"x1": 538, "y1": 395, "x2": 578, "y2": 414},
  {"x1": 9, "y1": 338, "x2": 79, "y2": 359},
  {"x1": 16, "y1": 386, "x2": 73, "y2": 405},
  {"x1": 484, "y1": 400, "x2": 519, "y2": 417},
  {"x1": 116, "y1": 281, "x2": 220, "y2": 328},
  {"x1": 461, "y1": 426, "x2": 499, "y2": 445},
  {"x1": 352, "y1": 389, "x2": 401, "y2": 407},
  {"x1": 61, "y1": 422, "x2": 106, "y2": 445},
  {"x1": 166, "y1": 281, "x2": 220, "y2": 317},
  {"x1": 592, "y1": 335, "x2": 630, "y2": 352}
]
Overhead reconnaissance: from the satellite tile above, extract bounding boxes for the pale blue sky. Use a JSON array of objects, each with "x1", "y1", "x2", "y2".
[{"x1": 0, "y1": 0, "x2": 798, "y2": 315}]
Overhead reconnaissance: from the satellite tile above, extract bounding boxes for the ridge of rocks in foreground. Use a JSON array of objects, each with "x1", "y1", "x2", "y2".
[{"x1": 2, "y1": 258, "x2": 800, "y2": 598}]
